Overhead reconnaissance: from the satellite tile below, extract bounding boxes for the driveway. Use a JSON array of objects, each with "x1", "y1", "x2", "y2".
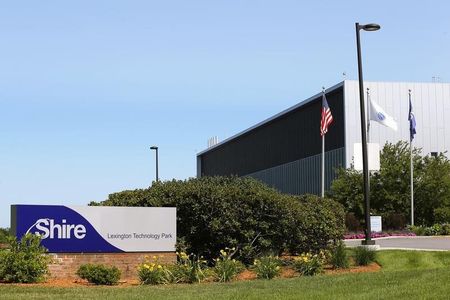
[{"x1": 344, "y1": 236, "x2": 450, "y2": 251}]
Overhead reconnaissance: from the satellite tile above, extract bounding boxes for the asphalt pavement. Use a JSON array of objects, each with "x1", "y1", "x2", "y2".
[{"x1": 344, "y1": 236, "x2": 450, "y2": 251}]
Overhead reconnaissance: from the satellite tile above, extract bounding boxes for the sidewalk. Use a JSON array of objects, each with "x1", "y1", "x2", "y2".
[{"x1": 344, "y1": 236, "x2": 450, "y2": 251}]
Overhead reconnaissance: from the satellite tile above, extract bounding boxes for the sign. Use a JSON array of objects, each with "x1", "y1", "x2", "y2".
[
  {"x1": 353, "y1": 143, "x2": 380, "y2": 171},
  {"x1": 11, "y1": 205, "x2": 176, "y2": 253},
  {"x1": 370, "y1": 216, "x2": 382, "y2": 233}
]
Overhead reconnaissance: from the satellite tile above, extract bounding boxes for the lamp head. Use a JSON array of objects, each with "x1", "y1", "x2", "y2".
[
  {"x1": 360, "y1": 23, "x2": 380, "y2": 31},
  {"x1": 150, "y1": 146, "x2": 158, "y2": 150}
]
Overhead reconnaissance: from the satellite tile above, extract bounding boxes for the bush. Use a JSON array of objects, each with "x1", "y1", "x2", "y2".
[
  {"x1": 213, "y1": 248, "x2": 244, "y2": 282},
  {"x1": 0, "y1": 234, "x2": 50, "y2": 283},
  {"x1": 171, "y1": 252, "x2": 208, "y2": 283},
  {"x1": 138, "y1": 256, "x2": 172, "y2": 285},
  {"x1": 383, "y1": 213, "x2": 407, "y2": 230},
  {"x1": 441, "y1": 224, "x2": 450, "y2": 235},
  {"x1": 330, "y1": 241, "x2": 349, "y2": 269},
  {"x1": 0, "y1": 228, "x2": 11, "y2": 244},
  {"x1": 345, "y1": 213, "x2": 360, "y2": 232},
  {"x1": 76, "y1": 264, "x2": 121, "y2": 285},
  {"x1": 253, "y1": 256, "x2": 281, "y2": 280},
  {"x1": 434, "y1": 207, "x2": 450, "y2": 224},
  {"x1": 354, "y1": 246, "x2": 377, "y2": 266},
  {"x1": 293, "y1": 252, "x2": 325, "y2": 276},
  {"x1": 286, "y1": 194, "x2": 345, "y2": 256},
  {"x1": 95, "y1": 176, "x2": 345, "y2": 264},
  {"x1": 424, "y1": 224, "x2": 442, "y2": 236},
  {"x1": 408, "y1": 225, "x2": 426, "y2": 236}
]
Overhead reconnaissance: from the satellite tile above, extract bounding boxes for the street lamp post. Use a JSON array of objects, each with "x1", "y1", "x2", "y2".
[
  {"x1": 355, "y1": 22, "x2": 380, "y2": 246},
  {"x1": 150, "y1": 146, "x2": 159, "y2": 182}
]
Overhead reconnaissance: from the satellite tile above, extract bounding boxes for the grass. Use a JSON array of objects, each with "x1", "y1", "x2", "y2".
[{"x1": 0, "y1": 250, "x2": 449, "y2": 300}]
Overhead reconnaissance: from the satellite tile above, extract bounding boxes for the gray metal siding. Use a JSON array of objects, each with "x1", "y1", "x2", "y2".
[
  {"x1": 246, "y1": 147, "x2": 345, "y2": 195},
  {"x1": 344, "y1": 81, "x2": 450, "y2": 167}
]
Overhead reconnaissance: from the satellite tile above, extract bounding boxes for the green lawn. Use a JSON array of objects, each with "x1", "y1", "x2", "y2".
[{"x1": 1, "y1": 250, "x2": 449, "y2": 300}]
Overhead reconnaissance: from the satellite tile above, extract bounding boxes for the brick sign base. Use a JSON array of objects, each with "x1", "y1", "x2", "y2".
[{"x1": 48, "y1": 252, "x2": 176, "y2": 279}]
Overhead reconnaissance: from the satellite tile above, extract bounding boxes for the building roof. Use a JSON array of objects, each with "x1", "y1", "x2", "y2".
[{"x1": 197, "y1": 81, "x2": 345, "y2": 156}]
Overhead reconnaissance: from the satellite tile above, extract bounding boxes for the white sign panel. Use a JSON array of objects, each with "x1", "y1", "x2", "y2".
[
  {"x1": 12, "y1": 205, "x2": 176, "y2": 253},
  {"x1": 370, "y1": 216, "x2": 382, "y2": 233},
  {"x1": 353, "y1": 143, "x2": 380, "y2": 171}
]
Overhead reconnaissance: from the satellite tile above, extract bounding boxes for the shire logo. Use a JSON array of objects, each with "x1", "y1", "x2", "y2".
[{"x1": 25, "y1": 218, "x2": 87, "y2": 239}]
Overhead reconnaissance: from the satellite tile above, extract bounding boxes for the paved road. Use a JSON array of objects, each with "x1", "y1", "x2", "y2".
[{"x1": 344, "y1": 236, "x2": 450, "y2": 251}]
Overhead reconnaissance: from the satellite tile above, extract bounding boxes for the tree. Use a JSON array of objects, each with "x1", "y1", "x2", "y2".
[{"x1": 330, "y1": 141, "x2": 450, "y2": 227}]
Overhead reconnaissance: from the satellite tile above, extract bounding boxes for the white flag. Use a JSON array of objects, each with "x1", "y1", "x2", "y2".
[{"x1": 369, "y1": 99, "x2": 398, "y2": 131}]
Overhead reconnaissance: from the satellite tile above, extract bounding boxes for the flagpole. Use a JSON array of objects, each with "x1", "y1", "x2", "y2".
[
  {"x1": 409, "y1": 89, "x2": 414, "y2": 226},
  {"x1": 321, "y1": 87, "x2": 325, "y2": 198}
]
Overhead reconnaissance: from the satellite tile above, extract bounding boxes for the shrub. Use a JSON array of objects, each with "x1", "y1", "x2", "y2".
[
  {"x1": 408, "y1": 225, "x2": 426, "y2": 236},
  {"x1": 171, "y1": 252, "x2": 208, "y2": 283},
  {"x1": 95, "y1": 176, "x2": 345, "y2": 264},
  {"x1": 0, "y1": 228, "x2": 11, "y2": 244},
  {"x1": 76, "y1": 264, "x2": 121, "y2": 285},
  {"x1": 354, "y1": 246, "x2": 377, "y2": 266},
  {"x1": 138, "y1": 256, "x2": 172, "y2": 285},
  {"x1": 0, "y1": 234, "x2": 50, "y2": 283},
  {"x1": 383, "y1": 213, "x2": 407, "y2": 230},
  {"x1": 424, "y1": 224, "x2": 442, "y2": 236},
  {"x1": 286, "y1": 194, "x2": 345, "y2": 256},
  {"x1": 293, "y1": 252, "x2": 325, "y2": 276},
  {"x1": 345, "y1": 213, "x2": 360, "y2": 232},
  {"x1": 434, "y1": 207, "x2": 450, "y2": 224},
  {"x1": 213, "y1": 247, "x2": 244, "y2": 282},
  {"x1": 253, "y1": 256, "x2": 281, "y2": 280},
  {"x1": 330, "y1": 241, "x2": 349, "y2": 269},
  {"x1": 441, "y1": 223, "x2": 450, "y2": 235}
]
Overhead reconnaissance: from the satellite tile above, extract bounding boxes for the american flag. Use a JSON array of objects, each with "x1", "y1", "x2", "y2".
[{"x1": 320, "y1": 93, "x2": 333, "y2": 136}]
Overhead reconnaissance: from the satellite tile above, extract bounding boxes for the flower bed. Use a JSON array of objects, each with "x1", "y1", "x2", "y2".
[{"x1": 344, "y1": 231, "x2": 416, "y2": 240}]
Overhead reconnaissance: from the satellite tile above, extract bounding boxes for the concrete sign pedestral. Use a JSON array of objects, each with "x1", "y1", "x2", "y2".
[{"x1": 11, "y1": 205, "x2": 176, "y2": 253}]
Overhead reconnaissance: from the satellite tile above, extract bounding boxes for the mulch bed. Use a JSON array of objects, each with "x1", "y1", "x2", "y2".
[{"x1": 0, "y1": 263, "x2": 381, "y2": 288}]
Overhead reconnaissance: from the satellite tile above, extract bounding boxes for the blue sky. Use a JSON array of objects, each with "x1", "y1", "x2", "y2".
[{"x1": 1, "y1": 1, "x2": 449, "y2": 227}]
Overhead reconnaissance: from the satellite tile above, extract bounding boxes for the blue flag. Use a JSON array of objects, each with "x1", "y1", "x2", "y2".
[{"x1": 409, "y1": 97, "x2": 416, "y2": 141}]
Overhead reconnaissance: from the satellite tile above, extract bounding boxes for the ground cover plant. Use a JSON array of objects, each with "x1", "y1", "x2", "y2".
[
  {"x1": 1, "y1": 251, "x2": 450, "y2": 300},
  {"x1": 170, "y1": 252, "x2": 208, "y2": 283},
  {"x1": 252, "y1": 255, "x2": 281, "y2": 279},
  {"x1": 409, "y1": 223, "x2": 450, "y2": 236},
  {"x1": 138, "y1": 256, "x2": 173, "y2": 285},
  {"x1": 93, "y1": 176, "x2": 345, "y2": 263},
  {"x1": 353, "y1": 246, "x2": 377, "y2": 266},
  {"x1": 0, "y1": 234, "x2": 50, "y2": 283},
  {"x1": 213, "y1": 248, "x2": 244, "y2": 282},
  {"x1": 330, "y1": 241, "x2": 349, "y2": 269},
  {"x1": 76, "y1": 264, "x2": 121, "y2": 285},
  {"x1": 292, "y1": 252, "x2": 325, "y2": 276}
]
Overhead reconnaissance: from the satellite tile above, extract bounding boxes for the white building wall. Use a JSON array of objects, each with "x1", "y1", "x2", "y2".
[{"x1": 344, "y1": 80, "x2": 450, "y2": 168}]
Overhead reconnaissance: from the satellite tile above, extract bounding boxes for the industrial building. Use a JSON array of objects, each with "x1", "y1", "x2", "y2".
[{"x1": 197, "y1": 80, "x2": 450, "y2": 195}]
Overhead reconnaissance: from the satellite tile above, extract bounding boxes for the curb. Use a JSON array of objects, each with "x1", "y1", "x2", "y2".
[{"x1": 344, "y1": 236, "x2": 450, "y2": 242}]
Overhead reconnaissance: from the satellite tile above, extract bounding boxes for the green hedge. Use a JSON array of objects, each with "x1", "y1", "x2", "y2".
[
  {"x1": 76, "y1": 264, "x2": 121, "y2": 285},
  {"x1": 95, "y1": 176, "x2": 345, "y2": 263}
]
